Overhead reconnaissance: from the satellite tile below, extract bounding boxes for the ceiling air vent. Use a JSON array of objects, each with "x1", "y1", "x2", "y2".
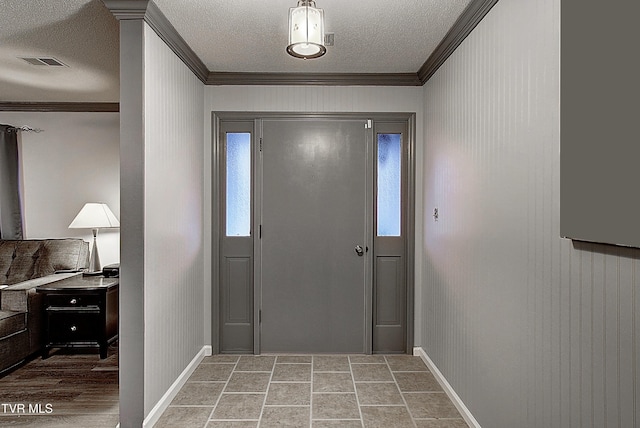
[
  {"x1": 324, "y1": 33, "x2": 334, "y2": 47},
  {"x1": 20, "y1": 57, "x2": 67, "y2": 67}
]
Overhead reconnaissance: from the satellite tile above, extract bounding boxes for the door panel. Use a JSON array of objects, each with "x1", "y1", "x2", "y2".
[
  {"x1": 260, "y1": 119, "x2": 368, "y2": 353},
  {"x1": 374, "y1": 256, "x2": 405, "y2": 351}
]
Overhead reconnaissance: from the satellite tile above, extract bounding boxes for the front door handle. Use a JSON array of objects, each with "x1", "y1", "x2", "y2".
[{"x1": 354, "y1": 245, "x2": 364, "y2": 256}]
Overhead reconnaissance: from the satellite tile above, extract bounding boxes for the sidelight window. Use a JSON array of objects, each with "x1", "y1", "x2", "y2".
[
  {"x1": 377, "y1": 133, "x2": 401, "y2": 236},
  {"x1": 226, "y1": 132, "x2": 251, "y2": 236}
]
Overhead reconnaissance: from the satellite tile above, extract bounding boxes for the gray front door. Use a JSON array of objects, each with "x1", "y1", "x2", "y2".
[{"x1": 260, "y1": 119, "x2": 369, "y2": 353}]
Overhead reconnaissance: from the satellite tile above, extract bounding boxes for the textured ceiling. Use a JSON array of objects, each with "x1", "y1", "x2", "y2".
[
  {"x1": 0, "y1": 0, "x2": 120, "y2": 102},
  {"x1": 0, "y1": 0, "x2": 473, "y2": 103},
  {"x1": 153, "y1": 0, "x2": 473, "y2": 74}
]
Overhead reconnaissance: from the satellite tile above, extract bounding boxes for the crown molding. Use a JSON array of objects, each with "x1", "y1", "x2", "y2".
[
  {"x1": 0, "y1": 102, "x2": 119, "y2": 112},
  {"x1": 102, "y1": 0, "x2": 497, "y2": 87},
  {"x1": 102, "y1": 0, "x2": 209, "y2": 83},
  {"x1": 418, "y1": 0, "x2": 499, "y2": 84},
  {"x1": 101, "y1": 0, "x2": 149, "y2": 20},
  {"x1": 207, "y1": 72, "x2": 421, "y2": 86}
]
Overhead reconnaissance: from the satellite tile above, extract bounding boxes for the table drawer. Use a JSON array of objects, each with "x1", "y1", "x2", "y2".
[
  {"x1": 47, "y1": 294, "x2": 101, "y2": 308},
  {"x1": 47, "y1": 313, "x2": 101, "y2": 343}
]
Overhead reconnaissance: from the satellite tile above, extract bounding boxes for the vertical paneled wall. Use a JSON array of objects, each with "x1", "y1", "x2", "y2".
[
  {"x1": 143, "y1": 24, "x2": 205, "y2": 414},
  {"x1": 206, "y1": 86, "x2": 422, "y2": 113},
  {"x1": 422, "y1": 0, "x2": 639, "y2": 427}
]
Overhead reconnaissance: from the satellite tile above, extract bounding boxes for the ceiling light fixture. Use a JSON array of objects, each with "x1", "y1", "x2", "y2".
[{"x1": 287, "y1": 0, "x2": 326, "y2": 59}]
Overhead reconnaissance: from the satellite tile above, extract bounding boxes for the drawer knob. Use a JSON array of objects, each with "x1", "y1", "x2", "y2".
[
  {"x1": 70, "y1": 298, "x2": 77, "y2": 305},
  {"x1": 70, "y1": 325, "x2": 77, "y2": 332}
]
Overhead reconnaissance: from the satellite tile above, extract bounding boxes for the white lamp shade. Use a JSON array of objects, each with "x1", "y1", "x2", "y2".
[
  {"x1": 69, "y1": 203, "x2": 120, "y2": 229},
  {"x1": 287, "y1": 1, "x2": 326, "y2": 59}
]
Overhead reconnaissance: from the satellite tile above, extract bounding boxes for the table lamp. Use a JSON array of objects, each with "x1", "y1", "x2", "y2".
[{"x1": 69, "y1": 202, "x2": 120, "y2": 273}]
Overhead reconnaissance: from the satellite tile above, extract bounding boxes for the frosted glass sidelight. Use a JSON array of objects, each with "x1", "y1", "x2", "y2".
[
  {"x1": 377, "y1": 134, "x2": 401, "y2": 236},
  {"x1": 226, "y1": 133, "x2": 251, "y2": 236}
]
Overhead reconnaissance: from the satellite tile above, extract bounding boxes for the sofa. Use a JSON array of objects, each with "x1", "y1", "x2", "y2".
[{"x1": 0, "y1": 239, "x2": 89, "y2": 373}]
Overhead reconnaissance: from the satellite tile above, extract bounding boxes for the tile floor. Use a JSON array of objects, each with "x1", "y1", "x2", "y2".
[{"x1": 155, "y1": 354, "x2": 468, "y2": 428}]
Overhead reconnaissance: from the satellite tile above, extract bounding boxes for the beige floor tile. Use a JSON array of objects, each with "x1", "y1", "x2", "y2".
[
  {"x1": 201, "y1": 355, "x2": 241, "y2": 364},
  {"x1": 312, "y1": 420, "x2": 363, "y2": 427},
  {"x1": 404, "y1": 392, "x2": 462, "y2": 419},
  {"x1": 277, "y1": 355, "x2": 313, "y2": 364},
  {"x1": 360, "y1": 406, "x2": 413, "y2": 428},
  {"x1": 351, "y1": 364, "x2": 394, "y2": 381},
  {"x1": 236, "y1": 356, "x2": 276, "y2": 372},
  {"x1": 394, "y1": 372, "x2": 442, "y2": 392},
  {"x1": 225, "y1": 372, "x2": 271, "y2": 393},
  {"x1": 260, "y1": 406, "x2": 311, "y2": 427},
  {"x1": 385, "y1": 355, "x2": 429, "y2": 372},
  {"x1": 348, "y1": 355, "x2": 387, "y2": 364},
  {"x1": 272, "y1": 363, "x2": 312, "y2": 381},
  {"x1": 414, "y1": 418, "x2": 469, "y2": 427},
  {"x1": 189, "y1": 364, "x2": 235, "y2": 381},
  {"x1": 155, "y1": 406, "x2": 213, "y2": 428},
  {"x1": 312, "y1": 393, "x2": 360, "y2": 419},
  {"x1": 266, "y1": 382, "x2": 311, "y2": 405},
  {"x1": 171, "y1": 382, "x2": 225, "y2": 405},
  {"x1": 313, "y1": 372, "x2": 355, "y2": 392},
  {"x1": 355, "y1": 382, "x2": 404, "y2": 405},
  {"x1": 206, "y1": 421, "x2": 258, "y2": 428},
  {"x1": 313, "y1": 356, "x2": 350, "y2": 372},
  {"x1": 212, "y1": 394, "x2": 265, "y2": 420}
]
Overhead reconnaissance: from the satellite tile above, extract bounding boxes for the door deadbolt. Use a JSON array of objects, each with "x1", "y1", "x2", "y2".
[{"x1": 354, "y1": 245, "x2": 364, "y2": 256}]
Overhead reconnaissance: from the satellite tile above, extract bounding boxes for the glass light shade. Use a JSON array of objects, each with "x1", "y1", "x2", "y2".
[{"x1": 287, "y1": 0, "x2": 326, "y2": 59}]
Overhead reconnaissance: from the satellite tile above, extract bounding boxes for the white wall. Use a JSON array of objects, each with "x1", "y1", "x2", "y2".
[
  {"x1": 0, "y1": 111, "x2": 119, "y2": 265},
  {"x1": 422, "y1": 0, "x2": 639, "y2": 426},
  {"x1": 143, "y1": 24, "x2": 205, "y2": 415},
  {"x1": 204, "y1": 85, "x2": 425, "y2": 344}
]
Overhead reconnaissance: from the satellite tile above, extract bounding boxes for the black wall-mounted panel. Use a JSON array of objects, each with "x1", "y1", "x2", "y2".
[{"x1": 560, "y1": 0, "x2": 640, "y2": 248}]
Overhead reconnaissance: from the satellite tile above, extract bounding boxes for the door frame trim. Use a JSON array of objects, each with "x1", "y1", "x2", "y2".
[{"x1": 212, "y1": 111, "x2": 416, "y2": 354}]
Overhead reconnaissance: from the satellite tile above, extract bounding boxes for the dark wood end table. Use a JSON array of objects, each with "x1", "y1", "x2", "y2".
[{"x1": 37, "y1": 275, "x2": 119, "y2": 359}]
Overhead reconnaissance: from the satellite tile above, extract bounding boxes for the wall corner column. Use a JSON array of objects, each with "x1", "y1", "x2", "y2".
[{"x1": 109, "y1": 7, "x2": 147, "y2": 426}]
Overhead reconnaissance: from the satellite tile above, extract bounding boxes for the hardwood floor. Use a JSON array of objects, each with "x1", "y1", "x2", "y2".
[{"x1": 0, "y1": 343, "x2": 119, "y2": 427}]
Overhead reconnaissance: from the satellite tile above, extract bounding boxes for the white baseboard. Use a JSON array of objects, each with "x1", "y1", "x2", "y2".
[
  {"x1": 143, "y1": 346, "x2": 209, "y2": 428},
  {"x1": 413, "y1": 346, "x2": 481, "y2": 428},
  {"x1": 203, "y1": 345, "x2": 212, "y2": 356}
]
